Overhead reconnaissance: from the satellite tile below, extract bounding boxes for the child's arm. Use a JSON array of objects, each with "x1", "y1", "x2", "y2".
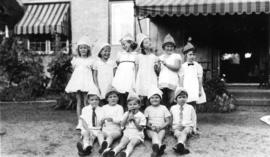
[
  {"x1": 121, "y1": 112, "x2": 129, "y2": 128},
  {"x1": 162, "y1": 57, "x2": 181, "y2": 72},
  {"x1": 156, "y1": 116, "x2": 171, "y2": 132},
  {"x1": 93, "y1": 69, "x2": 101, "y2": 94},
  {"x1": 197, "y1": 63, "x2": 203, "y2": 97}
]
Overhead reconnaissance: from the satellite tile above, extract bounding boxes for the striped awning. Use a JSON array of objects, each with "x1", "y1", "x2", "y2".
[
  {"x1": 135, "y1": 0, "x2": 270, "y2": 17},
  {"x1": 14, "y1": 2, "x2": 70, "y2": 36}
]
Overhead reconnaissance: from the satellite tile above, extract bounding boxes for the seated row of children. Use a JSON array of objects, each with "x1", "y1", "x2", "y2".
[{"x1": 76, "y1": 87, "x2": 197, "y2": 157}]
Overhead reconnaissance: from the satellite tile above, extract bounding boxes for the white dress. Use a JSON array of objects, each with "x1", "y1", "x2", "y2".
[
  {"x1": 158, "y1": 53, "x2": 182, "y2": 90},
  {"x1": 93, "y1": 58, "x2": 116, "y2": 99},
  {"x1": 135, "y1": 54, "x2": 158, "y2": 96},
  {"x1": 112, "y1": 51, "x2": 137, "y2": 93},
  {"x1": 179, "y1": 61, "x2": 206, "y2": 104},
  {"x1": 65, "y1": 57, "x2": 98, "y2": 93}
]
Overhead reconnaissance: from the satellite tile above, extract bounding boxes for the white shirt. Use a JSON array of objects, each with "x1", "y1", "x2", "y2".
[
  {"x1": 144, "y1": 105, "x2": 171, "y2": 127},
  {"x1": 80, "y1": 105, "x2": 103, "y2": 130},
  {"x1": 102, "y1": 104, "x2": 124, "y2": 124},
  {"x1": 123, "y1": 111, "x2": 146, "y2": 129},
  {"x1": 170, "y1": 103, "x2": 197, "y2": 130}
]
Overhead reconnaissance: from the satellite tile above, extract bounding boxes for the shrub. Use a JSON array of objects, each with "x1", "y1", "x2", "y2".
[
  {"x1": 0, "y1": 37, "x2": 48, "y2": 101},
  {"x1": 198, "y1": 77, "x2": 236, "y2": 113}
]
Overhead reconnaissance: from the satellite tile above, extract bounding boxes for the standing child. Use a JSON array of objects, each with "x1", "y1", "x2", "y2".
[
  {"x1": 135, "y1": 33, "x2": 159, "y2": 109},
  {"x1": 103, "y1": 95, "x2": 146, "y2": 157},
  {"x1": 112, "y1": 34, "x2": 138, "y2": 108},
  {"x1": 98, "y1": 89, "x2": 124, "y2": 154},
  {"x1": 158, "y1": 34, "x2": 182, "y2": 108},
  {"x1": 170, "y1": 87, "x2": 197, "y2": 155},
  {"x1": 144, "y1": 88, "x2": 171, "y2": 157},
  {"x1": 93, "y1": 43, "x2": 117, "y2": 105},
  {"x1": 179, "y1": 38, "x2": 206, "y2": 109},
  {"x1": 65, "y1": 36, "x2": 99, "y2": 129},
  {"x1": 76, "y1": 91, "x2": 104, "y2": 156}
]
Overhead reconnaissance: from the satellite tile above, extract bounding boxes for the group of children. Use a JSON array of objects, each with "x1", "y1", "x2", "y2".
[{"x1": 65, "y1": 33, "x2": 206, "y2": 156}]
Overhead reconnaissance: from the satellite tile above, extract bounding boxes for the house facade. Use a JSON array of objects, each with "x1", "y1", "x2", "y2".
[{"x1": 14, "y1": 0, "x2": 270, "y2": 84}]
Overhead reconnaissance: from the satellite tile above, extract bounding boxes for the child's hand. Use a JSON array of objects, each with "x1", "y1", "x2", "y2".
[
  {"x1": 155, "y1": 126, "x2": 161, "y2": 132},
  {"x1": 128, "y1": 113, "x2": 135, "y2": 122},
  {"x1": 106, "y1": 118, "x2": 113, "y2": 122}
]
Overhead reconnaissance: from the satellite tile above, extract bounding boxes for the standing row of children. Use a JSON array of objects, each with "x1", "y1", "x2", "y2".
[{"x1": 65, "y1": 33, "x2": 206, "y2": 156}]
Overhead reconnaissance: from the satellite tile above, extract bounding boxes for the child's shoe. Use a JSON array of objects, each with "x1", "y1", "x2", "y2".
[
  {"x1": 99, "y1": 141, "x2": 108, "y2": 154},
  {"x1": 76, "y1": 142, "x2": 86, "y2": 156},
  {"x1": 103, "y1": 149, "x2": 115, "y2": 157},
  {"x1": 151, "y1": 144, "x2": 159, "y2": 157},
  {"x1": 158, "y1": 144, "x2": 166, "y2": 155},
  {"x1": 84, "y1": 145, "x2": 92, "y2": 155},
  {"x1": 173, "y1": 143, "x2": 190, "y2": 155},
  {"x1": 118, "y1": 152, "x2": 127, "y2": 157}
]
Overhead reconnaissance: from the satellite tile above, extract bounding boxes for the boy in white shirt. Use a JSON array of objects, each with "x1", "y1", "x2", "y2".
[
  {"x1": 170, "y1": 87, "x2": 197, "y2": 155},
  {"x1": 77, "y1": 91, "x2": 104, "y2": 156}
]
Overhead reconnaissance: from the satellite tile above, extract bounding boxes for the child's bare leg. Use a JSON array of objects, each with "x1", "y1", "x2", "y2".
[
  {"x1": 97, "y1": 131, "x2": 106, "y2": 146},
  {"x1": 125, "y1": 138, "x2": 140, "y2": 157},
  {"x1": 83, "y1": 92, "x2": 88, "y2": 107},
  {"x1": 147, "y1": 130, "x2": 160, "y2": 145},
  {"x1": 76, "y1": 92, "x2": 82, "y2": 119},
  {"x1": 81, "y1": 130, "x2": 90, "y2": 149},
  {"x1": 106, "y1": 131, "x2": 121, "y2": 147},
  {"x1": 113, "y1": 136, "x2": 130, "y2": 154},
  {"x1": 157, "y1": 129, "x2": 166, "y2": 146}
]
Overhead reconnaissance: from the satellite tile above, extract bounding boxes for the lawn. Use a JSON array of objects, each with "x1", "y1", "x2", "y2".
[{"x1": 1, "y1": 103, "x2": 270, "y2": 157}]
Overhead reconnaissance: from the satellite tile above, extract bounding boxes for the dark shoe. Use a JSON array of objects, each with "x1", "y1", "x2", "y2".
[
  {"x1": 180, "y1": 148, "x2": 190, "y2": 155},
  {"x1": 118, "y1": 152, "x2": 126, "y2": 157},
  {"x1": 103, "y1": 150, "x2": 114, "y2": 157},
  {"x1": 99, "y1": 141, "x2": 108, "y2": 154},
  {"x1": 84, "y1": 145, "x2": 92, "y2": 155},
  {"x1": 158, "y1": 144, "x2": 166, "y2": 155},
  {"x1": 151, "y1": 144, "x2": 159, "y2": 157},
  {"x1": 173, "y1": 143, "x2": 184, "y2": 153},
  {"x1": 77, "y1": 142, "x2": 86, "y2": 156}
]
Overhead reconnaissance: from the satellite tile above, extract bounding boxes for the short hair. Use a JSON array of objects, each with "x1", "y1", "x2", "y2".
[
  {"x1": 88, "y1": 94, "x2": 100, "y2": 99},
  {"x1": 127, "y1": 97, "x2": 140, "y2": 105},
  {"x1": 77, "y1": 45, "x2": 91, "y2": 57},
  {"x1": 126, "y1": 40, "x2": 138, "y2": 51},
  {"x1": 105, "y1": 90, "x2": 119, "y2": 100},
  {"x1": 98, "y1": 46, "x2": 111, "y2": 58},
  {"x1": 176, "y1": 91, "x2": 188, "y2": 99},
  {"x1": 162, "y1": 42, "x2": 176, "y2": 50}
]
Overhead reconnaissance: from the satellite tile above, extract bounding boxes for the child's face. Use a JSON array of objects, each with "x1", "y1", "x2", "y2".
[
  {"x1": 100, "y1": 46, "x2": 111, "y2": 60},
  {"x1": 164, "y1": 44, "x2": 175, "y2": 54},
  {"x1": 176, "y1": 94, "x2": 188, "y2": 105},
  {"x1": 127, "y1": 99, "x2": 140, "y2": 112},
  {"x1": 107, "y1": 93, "x2": 119, "y2": 105},
  {"x1": 186, "y1": 51, "x2": 196, "y2": 62},
  {"x1": 88, "y1": 95, "x2": 100, "y2": 108},
  {"x1": 149, "y1": 94, "x2": 161, "y2": 106},
  {"x1": 79, "y1": 44, "x2": 90, "y2": 57},
  {"x1": 142, "y1": 38, "x2": 151, "y2": 49}
]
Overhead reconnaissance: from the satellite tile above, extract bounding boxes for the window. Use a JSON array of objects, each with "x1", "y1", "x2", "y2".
[{"x1": 109, "y1": 1, "x2": 135, "y2": 45}]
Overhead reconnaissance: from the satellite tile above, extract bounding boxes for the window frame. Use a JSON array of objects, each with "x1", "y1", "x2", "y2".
[{"x1": 108, "y1": 0, "x2": 136, "y2": 45}]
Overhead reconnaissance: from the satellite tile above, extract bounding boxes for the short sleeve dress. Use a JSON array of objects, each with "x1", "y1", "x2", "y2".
[
  {"x1": 93, "y1": 58, "x2": 117, "y2": 99},
  {"x1": 179, "y1": 61, "x2": 206, "y2": 104},
  {"x1": 158, "y1": 53, "x2": 182, "y2": 90},
  {"x1": 135, "y1": 53, "x2": 159, "y2": 96},
  {"x1": 112, "y1": 51, "x2": 137, "y2": 93},
  {"x1": 65, "y1": 57, "x2": 99, "y2": 94}
]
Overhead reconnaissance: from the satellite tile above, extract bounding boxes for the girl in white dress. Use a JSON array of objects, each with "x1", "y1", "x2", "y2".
[
  {"x1": 179, "y1": 38, "x2": 206, "y2": 109},
  {"x1": 65, "y1": 36, "x2": 99, "y2": 128},
  {"x1": 93, "y1": 43, "x2": 117, "y2": 105},
  {"x1": 158, "y1": 34, "x2": 182, "y2": 108},
  {"x1": 135, "y1": 33, "x2": 159, "y2": 109},
  {"x1": 112, "y1": 34, "x2": 138, "y2": 108}
]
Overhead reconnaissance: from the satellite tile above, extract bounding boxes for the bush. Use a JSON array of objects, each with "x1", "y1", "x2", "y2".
[
  {"x1": 198, "y1": 77, "x2": 236, "y2": 113},
  {"x1": 0, "y1": 37, "x2": 48, "y2": 101},
  {"x1": 47, "y1": 52, "x2": 72, "y2": 93}
]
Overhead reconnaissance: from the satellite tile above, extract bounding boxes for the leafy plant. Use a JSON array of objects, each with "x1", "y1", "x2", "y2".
[
  {"x1": 198, "y1": 77, "x2": 236, "y2": 113},
  {"x1": 0, "y1": 37, "x2": 48, "y2": 101}
]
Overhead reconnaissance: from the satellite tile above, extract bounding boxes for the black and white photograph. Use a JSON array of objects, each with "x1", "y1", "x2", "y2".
[{"x1": 1, "y1": 0, "x2": 270, "y2": 157}]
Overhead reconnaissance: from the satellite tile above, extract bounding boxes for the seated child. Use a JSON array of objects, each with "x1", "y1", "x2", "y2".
[
  {"x1": 76, "y1": 91, "x2": 104, "y2": 156},
  {"x1": 170, "y1": 87, "x2": 197, "y2": 155},
  {"x1": 144, "y1": 88, "x2": 171, "y2": 157},
  {"x1": 104, "y1": 95, "x2": 146, "y2": 157},
  {"x1": 99, "y1": 89, "x2": 124, "y2": 154}
]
